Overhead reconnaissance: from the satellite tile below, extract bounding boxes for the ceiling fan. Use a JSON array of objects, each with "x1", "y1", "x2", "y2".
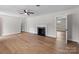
[
  {"x1": 20, "y1": 9, "x2": 34, "y2": 16},
  {"x1": 19, "y1": 5, "x2": 40, "y2": 16}
]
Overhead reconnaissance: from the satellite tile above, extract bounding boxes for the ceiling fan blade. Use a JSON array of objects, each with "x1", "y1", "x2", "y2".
[
  {"x1": 27, "y1": 13, "x2": 30, "y2": 16},
  {"x1": 24, "y1": 10, "x2": 27, "y2": 13},
  {"x1": 30, "y1": 12, "x2": 34, "y2": 14}
]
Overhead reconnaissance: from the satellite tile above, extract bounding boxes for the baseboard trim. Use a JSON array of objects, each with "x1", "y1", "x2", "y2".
[
  {"x1": 46, "y1": 36, "x2": 56, "y2": 39},
  {"x1": 68, "y1": 40, "x2": 79, "y2": 44},
  {"x1": 25, "y1": 32, "x2": 56, "y2": 39}
]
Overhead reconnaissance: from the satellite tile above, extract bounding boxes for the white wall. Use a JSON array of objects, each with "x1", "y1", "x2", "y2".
[
  {"x1": 0, "y1": 14, "x2": 25, "y2": 36},
  {"x1": 2, "y1": 15, "x2": 22, "y2": 35},
  {"x1": 2, "y1": 15, "x2": 20, "y2": 35},
  {"x1": 25, "y1": 7, "x2": 79, "y2": 43},
  {"x1": 26, "y1": 15, "x2": 56, "y2": 37},
  {"x1": 21, "y1": 17, "x2": 27, "y2": 32}
]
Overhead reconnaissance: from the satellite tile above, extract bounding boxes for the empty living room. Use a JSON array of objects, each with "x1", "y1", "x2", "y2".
[{"x1": 0, "y1": 5, "x2": 79, "y2": 54}]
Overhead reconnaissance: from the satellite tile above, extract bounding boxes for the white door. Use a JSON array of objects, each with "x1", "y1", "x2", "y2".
[{"x1": 56, "y1": 16, "x2": 68, "y2": 48}]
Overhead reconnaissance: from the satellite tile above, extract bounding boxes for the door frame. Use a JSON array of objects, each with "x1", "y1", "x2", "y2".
[{"x1": 56, "y1": 16, "x2": 68, "y2": 44}]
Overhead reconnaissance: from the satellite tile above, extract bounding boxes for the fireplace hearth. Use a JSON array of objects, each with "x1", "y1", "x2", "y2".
[{"x1": 37, "y1": 27, "x2": 46, "y2": 36}]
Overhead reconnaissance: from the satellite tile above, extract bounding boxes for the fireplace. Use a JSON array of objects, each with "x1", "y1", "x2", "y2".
[{"x1": 37, "y1": 27, "x2": 46, "y2": 36}]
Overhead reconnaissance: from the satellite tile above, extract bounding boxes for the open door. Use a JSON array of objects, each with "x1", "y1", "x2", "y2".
[{"x1": 56, "y1": 16, "x2": 68, "y2": 48}]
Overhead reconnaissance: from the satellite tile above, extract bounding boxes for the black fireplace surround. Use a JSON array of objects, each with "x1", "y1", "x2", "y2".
[{"x1": 37, "y1": 27, "x2": 46, "y2": 36}]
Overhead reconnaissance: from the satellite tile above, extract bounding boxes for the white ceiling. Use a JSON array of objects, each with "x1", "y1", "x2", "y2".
[{"x1": 0, "y1": 5, "x2": 79, "y2": 16}]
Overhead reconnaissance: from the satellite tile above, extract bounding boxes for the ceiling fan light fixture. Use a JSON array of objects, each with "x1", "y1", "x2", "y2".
[{"x1": 24, "y1": 13, "x2": 27, "y2": 14}]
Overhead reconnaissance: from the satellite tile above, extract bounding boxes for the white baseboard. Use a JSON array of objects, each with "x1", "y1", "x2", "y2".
[
  {"x1": 2, "y1": 32, "x2": 20, "y2": 36},
  {"x1": 46, "y1": 34, "x2": 56, "y2": 38},
  {"x1": 71, "y1": 39, "x2": 79, "y2": 43}
]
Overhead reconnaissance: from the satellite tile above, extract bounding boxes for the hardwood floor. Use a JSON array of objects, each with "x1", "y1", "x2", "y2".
[{"x1": 0, "y1": 32, "x2": 78, "y2": 54}]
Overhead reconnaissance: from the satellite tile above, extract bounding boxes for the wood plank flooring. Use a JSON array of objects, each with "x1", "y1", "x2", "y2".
[{"x1": 0, "y1": 32, "x2": 78, "y2": 54}]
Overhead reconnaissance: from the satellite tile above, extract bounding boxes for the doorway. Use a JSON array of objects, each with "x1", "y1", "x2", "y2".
[{"x1": 56, "y1": 16, "x2": 68, "y2": 48}]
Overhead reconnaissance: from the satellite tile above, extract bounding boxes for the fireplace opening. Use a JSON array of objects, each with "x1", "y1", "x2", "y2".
[{"x1": 37, "y1": 27, "x2": 46, "y2": 36}]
